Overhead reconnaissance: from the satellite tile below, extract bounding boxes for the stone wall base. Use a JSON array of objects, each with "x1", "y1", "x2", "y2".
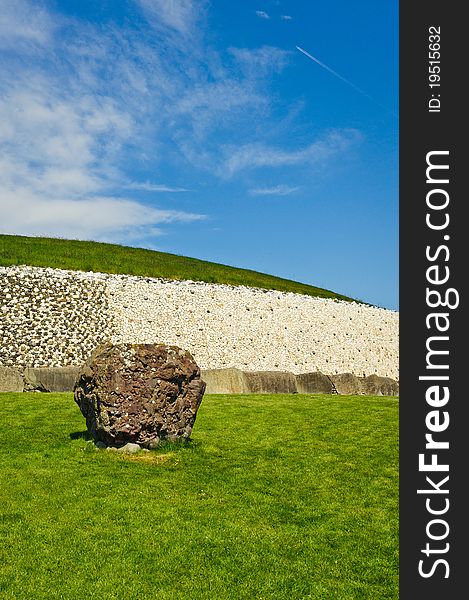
[
  {"x1": 202, "y1": 368, "x2": 399, "y2": 396},
  {"x1": 0, "y1": 366, "x2": 399, "y2": 396}
]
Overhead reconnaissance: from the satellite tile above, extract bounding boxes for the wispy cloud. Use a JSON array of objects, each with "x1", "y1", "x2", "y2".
[
  {"x1": 228, "y1": 46, "x2": 289, "y2": 76},
  {"x1": 281, "y1": 15, "x2": 293, "y2": 21},
  {"x1": 124, "y1": 182, "x2": 191, "y2": 193},
  {"x1": 221, "y1": 130, "x2": 361, "y2": 177},
  {"x1": 0, "y1": 1, "x2": 206, "y2": 242},
  {"x1": 172, "y1": 79, "x2": 267, "y2": 142},
  {"x1": 255, "y1": 11, "x2": 270, "y2": 20},
  {"x1": 250, "y1": 185, "x2": 299, "y2": 196},
  {"x1": 1, "y1": 0, "x2": 363, "y2": 243},
  {"x1": 134, "y1": 0, "x2": 206, "y2": 38},
  {"x1": 0, "y1": 0, "x2": 55, "y2": 49},
  {"x1": 0, "y1": 78, "x2": 204, "y2": 239}
]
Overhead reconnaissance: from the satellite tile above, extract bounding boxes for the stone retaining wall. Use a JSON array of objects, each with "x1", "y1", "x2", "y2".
[
  {"x1": 0, "y1": 366, "x2": 399, "y2": 396},
  {"x1": 0, "y1": 266, "x2": 399, "y2": 379}
]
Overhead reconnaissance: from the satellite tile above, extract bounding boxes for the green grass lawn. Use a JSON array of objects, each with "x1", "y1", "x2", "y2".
[
  {"x1": 0, "y1": 235, "x2": 356, "y2": 302},
  {"x1": 0, "y1": 393, "x2": 398, "y2": 599}
]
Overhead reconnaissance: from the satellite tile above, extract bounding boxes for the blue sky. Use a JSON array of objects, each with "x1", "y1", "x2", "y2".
[{"x1": 0, "y1": 0, "x2": 398, "y2": 309}]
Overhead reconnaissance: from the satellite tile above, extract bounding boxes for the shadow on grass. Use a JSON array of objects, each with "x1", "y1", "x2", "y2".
[
  {"x1": 68, "y1": 431, "x2": 198, "y2": 451},
  {"x1": 69, "y1": 430, "x2": 92, "y2": 441}
]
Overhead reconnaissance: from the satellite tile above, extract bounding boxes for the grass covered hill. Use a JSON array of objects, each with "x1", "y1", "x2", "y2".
[{"x1": 0, "y1": 234, "x2": 354, "y2": 302}]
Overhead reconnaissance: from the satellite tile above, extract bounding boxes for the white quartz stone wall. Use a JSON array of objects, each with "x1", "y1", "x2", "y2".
[
  {"x1": 0, "y1": 266, "x2": 114, "y2": 368},
  {"x1": 0, "y1": 266, "x2": 399, "y2": 378}
]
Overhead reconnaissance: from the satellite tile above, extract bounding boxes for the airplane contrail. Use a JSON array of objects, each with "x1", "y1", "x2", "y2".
[{"x1": 296, "y1": 45, "x2": 397, "y2": 117}]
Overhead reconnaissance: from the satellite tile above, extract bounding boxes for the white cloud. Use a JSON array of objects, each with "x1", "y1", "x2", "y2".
[
  {"x1": 281, "y1": 15, "x2": 293, "y2": 21},
  {"x1": 250, "y1": 185, "x2": 299, "y2": 196},
  {"x1": 1, "y1": 85, "x2": 132, "y2": 170},
  {"x1": 135, "y1": 0, "x2": 205, "y2": 37},
  {"x1": 0, "y1": 0, "x2": 362, "y2": 244},
  {"x1": 0, "y1": 0, "x2": 55, "y2": 48},
  {"x1": 173, "y1": 79, "x2": 266, "y2": 141},
  {"x1": 221, "y1": 130, "x2": 361, "y2": 177},
  {"x1": 229, "y1": 46, "x2": 289, "y2": 76},
  {"x1": 168, "y1": 46, "x2": 289, "y2": 153},
  {"x1": 124, "y1": 182, "x2": 191, "y2": 193},
  {"x1": 0, "y1": 187, "x2": 204, "y2": 241},
  {"x1": 255, "y1": 11, "x2": 270, "y2": 20},
  {"x1": 0, "y1": 80, "x2": 135, "y2": 206},
  {"x1": 0, "y1": 4, "x2": 205, "y2": 242}
]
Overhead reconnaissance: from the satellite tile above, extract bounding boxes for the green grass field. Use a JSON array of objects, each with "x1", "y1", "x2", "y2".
[
  {"x1": 0, "y1": 234, "x2": 355, "y2": 302},
  {"x1": 0, "y1": 392, "x2": 398, "y2": 599}
]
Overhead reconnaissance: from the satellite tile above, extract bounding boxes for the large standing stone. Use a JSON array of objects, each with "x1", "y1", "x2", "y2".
[{"x1": 74, "y1": 342, "x2": 206, "y2": 448}]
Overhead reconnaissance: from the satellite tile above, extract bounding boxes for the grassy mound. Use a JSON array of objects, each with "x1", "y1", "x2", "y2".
[
  {"x1": 0, "y1": 234, "x2": 355, "y2": 301},
  {"x1": 0, "y1": 392, "x2": 398, "y2": 599}
]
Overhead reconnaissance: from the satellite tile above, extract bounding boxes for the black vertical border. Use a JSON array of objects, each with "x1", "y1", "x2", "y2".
[{"x1": 400, "y1": 2, "x2": 467, "y2": 598}]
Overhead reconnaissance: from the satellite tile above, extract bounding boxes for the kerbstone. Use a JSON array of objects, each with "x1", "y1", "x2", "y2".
[
  {"x1": 201, "y1": 368, "x2": 246, "y2": 394},
  {"x1": 0, "y1": 366, "x2": 23, "y2": 392},
  {"x1": 243, "y1": 371, "x2": 298, "y2": 394},
  {"x1": 330, "y1": 373, "x2": 361, "y2": 395},
  {"x1": 23, "y1": 367, "x2": 82, "y2": 392},
  {"x1": 360, "y1": 374, "x2": 399, "y2": 396}
]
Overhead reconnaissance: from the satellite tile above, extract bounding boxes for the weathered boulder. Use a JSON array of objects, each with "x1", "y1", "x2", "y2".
[{"x1": 74, "y1": 342, "x2": 206, "y2": 448}]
